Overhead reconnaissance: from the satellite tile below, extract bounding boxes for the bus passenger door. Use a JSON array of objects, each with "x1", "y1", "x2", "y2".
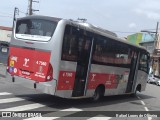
[
  {"x1": 72, "y1": 35, "x2": 92, "y2": 97},
  {"x1": 126, "y1": 51, "x2": 138, "y2": 93}
]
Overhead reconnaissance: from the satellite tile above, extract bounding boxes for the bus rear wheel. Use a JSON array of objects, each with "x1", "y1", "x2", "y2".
[{"x1": 92, "y1": 86, "x2": 104, "y2": 101}]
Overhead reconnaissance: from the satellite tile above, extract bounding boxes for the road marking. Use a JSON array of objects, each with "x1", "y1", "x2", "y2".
[
  {"x1": 144, "y1": 104, "x2": 152, "y2": 120},
  {"x1": 87, "y1": 116, "x2": 112, "y2": 120},
  {"x1": 61, "y1": 108, "x2": 83, "y2": 111},
  {"x1": 0, "y1": 92, "x2": 12, "y2": 96},
  {"x1": 24, "y1": 108, "x2": 83, "y2": 120},
  {"x1": 137, "y1": 96, "x2": 141, "y2": 99},
  {"x1": 137, "y1": 96, "x2": 152, "y2": 120},
  {"x1": 0, "y1": 103, "x2": 45, "y2": 111},
  {"x1": 148, "y1": 117, "x2": 152, "y2": 120},
  {"x1": 140, "y1": 100, "x2": 145, "y2": 106},
  {"x1": 144, "y1": 107, "x2": 149, "y2": 111},
  {"x1": 0, "y1": 97, "x2": 25, "y2": 104}
]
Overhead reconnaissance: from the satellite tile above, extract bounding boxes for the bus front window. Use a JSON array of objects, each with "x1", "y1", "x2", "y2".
[{"x1": 15, "y1": 19, "x2": 57, "y2": 41}]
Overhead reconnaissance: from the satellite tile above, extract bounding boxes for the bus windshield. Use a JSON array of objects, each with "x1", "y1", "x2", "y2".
[{"x1": 15, "y1": 19, "x2": 57, "y2": 41}]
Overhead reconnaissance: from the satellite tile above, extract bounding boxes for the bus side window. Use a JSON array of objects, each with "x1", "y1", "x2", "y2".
[
  {"x1": 92, "y1": 36, "x2": 131, "y2": 68},
  {"x1": 61, "y1": 25, "x2": 78, "y2": 61},
  {"x1": 139, "y1": 53, "x2": 148, "y2": 73},
  {"x1": 17, "y1": 24, "x2": 28, "y2": 34}
]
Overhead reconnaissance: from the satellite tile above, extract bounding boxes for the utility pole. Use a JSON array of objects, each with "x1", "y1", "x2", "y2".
[
  {"x1": 154, "y1": 22, "x2": 159, "y2": 76},
  {"x1": 154, "y1": 22, "x2": 159, "y2": 49},
  {"x1": 141, "y1": 22, "x2": 159, "y2": 76},
  {"x1": 28, "y1": 0, "x2": 33, "y2": 15},
  {"x1": 28, "y1": 0, "x2": 39, "y2": 15}
]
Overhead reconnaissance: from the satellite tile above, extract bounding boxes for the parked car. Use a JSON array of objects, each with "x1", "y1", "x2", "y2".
[
  {"x1": 147, "y1": 74, "x2": 160, "y2": 84},
  {"x1": 156, "y1": 80, "x2": 160, "y2": 86}
]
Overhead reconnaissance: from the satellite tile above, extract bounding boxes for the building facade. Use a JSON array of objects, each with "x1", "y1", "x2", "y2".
[
  {"x1": 127, "y1": 33, "x2": 155, "y2": 74},
  {"x1": 139, "y1": 33, "x2": 155, "y2": 55},
  {"x1": 127, "y1": 33, "x2": 143, "y2": 46},
  {"x1": 152, "y1": 33, "x2": 160, "y2": 76}
]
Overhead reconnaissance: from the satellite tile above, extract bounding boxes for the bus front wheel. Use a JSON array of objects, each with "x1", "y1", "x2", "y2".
[{"x1": 130, "y1": 84, "x2": 141, "y2": 97}]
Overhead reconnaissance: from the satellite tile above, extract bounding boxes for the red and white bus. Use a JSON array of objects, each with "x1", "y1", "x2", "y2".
[{"x1": 7, "y1": 15, "x2": 150, "y2": 101}]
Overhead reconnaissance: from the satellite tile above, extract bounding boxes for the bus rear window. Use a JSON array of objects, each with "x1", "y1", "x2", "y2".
[{"x1": 15, "y1": 19, "x2": 57, "y2": 41}]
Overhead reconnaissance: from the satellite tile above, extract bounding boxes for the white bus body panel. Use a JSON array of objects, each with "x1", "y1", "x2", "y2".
[
  {"x1": 55, "y1": 61, "x2": 77, "y2": 98},
  {"x1": 134, "y1": 70, "x2": 147, "y2": 92}
]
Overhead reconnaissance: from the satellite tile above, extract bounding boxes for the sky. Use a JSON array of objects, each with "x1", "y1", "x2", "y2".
[{"x1": 0, "y1": 0, "x2": 160, "y2": 37}]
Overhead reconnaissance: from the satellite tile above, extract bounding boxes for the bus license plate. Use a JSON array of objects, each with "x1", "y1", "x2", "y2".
[{"x1": 21, "y1": 71, "x2": 30, "y2": 76}]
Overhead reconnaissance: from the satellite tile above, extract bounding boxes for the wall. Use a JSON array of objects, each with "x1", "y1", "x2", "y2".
[
  {"x1": 127, "y1": 33, "x2": 142, "y2": 46},
  {"x1": 141, "y1": 33, "x2": 155, "y2": 42},
  {"x1": 140, "y1": 33, "x2": 155, "y2": 54},
  {"x1": 0, "y1": 29, "x2": 12, "y2": 42},
  {"x1": 127, "y1": 33, "x2": 155, "y2": 54},
  {"x1": 140, "y1": 42, "x2": 154, "y2": 54}
]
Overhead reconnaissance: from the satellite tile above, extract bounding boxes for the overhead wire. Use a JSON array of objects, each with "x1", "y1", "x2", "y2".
[
  {"x1": 19, "y1": 10, "x2": 26, "y2": 15},
  {"x1": 0, "y1": 14, "x2": 13, "y2": 18}
]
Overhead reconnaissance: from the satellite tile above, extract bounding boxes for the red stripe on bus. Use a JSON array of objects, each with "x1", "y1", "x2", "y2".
[
  {"x1": 87, "y1": 73, "x2": 119, "y2": 89},
  {"x1": 57, "y1": 71, "x2": 129, "y2": 90},
  {"x1": 8, "y1": 47, "x2": 51, "y2": 82}
]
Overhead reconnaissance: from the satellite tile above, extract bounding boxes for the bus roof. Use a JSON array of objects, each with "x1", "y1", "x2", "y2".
[
  {"x1": 66, "y1": 19, "x2": 146, "y2": 51},
  {"x1": 16, "y1": 15, "x2": 147, "y2": 51},
  {"x1": 16, "y1": 15, "x2": 62, "y2": 22}
]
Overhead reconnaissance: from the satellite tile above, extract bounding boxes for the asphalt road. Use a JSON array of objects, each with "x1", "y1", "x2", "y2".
[{"x1": 0, "y1": 72, "x2": 160, "y2": 120}]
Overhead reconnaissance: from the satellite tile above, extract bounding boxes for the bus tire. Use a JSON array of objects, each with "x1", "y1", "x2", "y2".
[
  {"x1": 92, "y1": 86, "x2": 105, "y2": 102},
  {"x1": 130, "y1": 84, "x2": 141, "y2": 97}
]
